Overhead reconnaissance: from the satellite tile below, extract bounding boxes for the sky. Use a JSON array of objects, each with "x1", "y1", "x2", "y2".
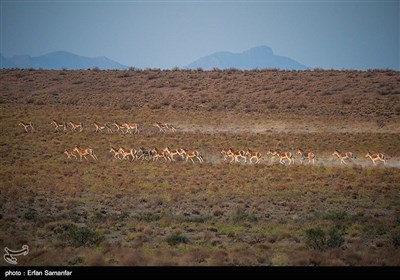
[{"x1": 1, "y1": 0, "x2": 399, "y2": 70}]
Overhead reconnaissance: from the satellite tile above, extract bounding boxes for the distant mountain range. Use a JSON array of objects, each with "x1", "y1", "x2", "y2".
[
  {"x1": 1, "y1": 46, "x2": 308, "y2": 71},
  {"x1": 185, "y1": 46, "x2": 309, "y2": 70},
  {"x1": 0, "y1": 51, "x2": 128, "y2": 70}
]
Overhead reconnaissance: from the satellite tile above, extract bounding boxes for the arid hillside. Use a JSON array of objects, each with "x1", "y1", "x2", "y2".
[{"x1": 1, "y1": 69, "x2": 399, "y2": 118}]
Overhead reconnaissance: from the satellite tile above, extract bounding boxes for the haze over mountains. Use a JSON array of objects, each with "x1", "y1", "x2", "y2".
[
  {"x1": 0, "y1": 46, "x2": 309, "y2": 70},
  {"x1": 0, "y1": 51, "x2": 128, "y2": 70},
  {"x1": 185, "y1": 46, "x2": 309, "y2": 70}
]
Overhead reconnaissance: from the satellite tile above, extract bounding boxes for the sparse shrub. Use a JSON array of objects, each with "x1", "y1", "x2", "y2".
[
  {"x1": 148, "y1": 74, "x2": 158, "y2": 80},
  {"x1": 327, "y1": 226, "x2": 345, "y2": 248},
  {"x1": 153, "y1": 83, "x2": 164, "y2": 88},
  {"x1": 135, "y1": 212, "x2": 161, "y2": 222},
  {"x1": 323, "y1": 211, "x2": 348, "y2": 221},
  {"x1": 232, "y1": 207, "x2": 258, "y2": 223},
  {"x1": 92, "y1": 66, "x2": 100, "y2": 71},
  {"x1": 395, "y1": 106, "x2": 400, "y2": 115},
  {"x1": 375, "y1": 226, "x2": 387, "y2": 236},
  {"x1": 65, "y1": 99, "x2": 78, "y2": 105},
  {"x1": 232, "y1": 207, "x2": 247, "y2": 222},
  {"x1": 182, "y1": 215, "x2": 210, "y2": 223},
  {"x1": 376, "y1": 119, "x2": 386, "y2": 128},
  {"x1": 150, "y1": 104, "x2": 161, "y2": 110},
  {"x1": 391, "y1": 230, "x2": 400, "y2": 248},
  {"x1": 226, "y1": 100, "x2": 238, "y2": 109},
  {"x1": 267, "y1": 103, "x2": 278, "y2": 110},
  {"x1": 305, "y1": 227, "x2": 326, "y2": 251},
  {"x1": 298, "y1": 103, "x2": 308, "y2": 110},
  {"x1": 161, "y1": 100, "x2": 170, "y2": 106},
  {"x1": 305, "y1": 226, "x2": 346, "y2": 251},
  {"x1": 118, "y1": 72, "x2": 131, "y2": 78},
  {"x1": 166, "y1": 234, "x2": 189, "y2": 246},
  {"x1": 226, "y1": 68, "x2": 239, "y2": 74},
  {"x1": 120, "y1": 103, "x2": 132, "y2": 110},
  {"x1": 117, "y1": 211, "x2": 130, "y2": 221},
  {"x1": 68, "y1": 210, "x2": 82, "y2": 223},
  {"x1": 342, "y1": 98, "x2": 352, "y2": 105},
  {"x1": 66, "y1": 226, "x2": 104, "y2": 247},
  {"x1": 24, "y1": 209, "x2": 37, "y2": 220},
  {"x1": 213, "y1": 209, "x2": 224, "y2": 217},
  {"x1": 46, "y1": 220, "x2": 76, "y2": 234},
  {"x1": 93, "y1": 210, "x2": 107, "y2": 221},
  {"x1": 67, "y1": 256, "x2": 84, "y2": 265},
  {"x1": 34, "y1": 100, "x2": 46, "y2": 105}
]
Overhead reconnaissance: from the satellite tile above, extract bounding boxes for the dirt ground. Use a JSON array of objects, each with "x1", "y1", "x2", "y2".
[{"x1": 0, "y1": 69, "x2": 399, "y2": 266}]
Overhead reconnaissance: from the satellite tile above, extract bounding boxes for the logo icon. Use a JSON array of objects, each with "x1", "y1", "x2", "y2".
[{"x1": 4, "y1": 245, "x2": 29, "y2": 265}]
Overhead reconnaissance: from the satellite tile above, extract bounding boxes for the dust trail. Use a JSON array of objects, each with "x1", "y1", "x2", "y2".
[
  {"x1": 196, "y1": 154, "x2": 400, "y2": 169},
  {"x1": 177, "y1": 124, "x2": 400, "y2": 135},
  {"x1": 122, "y1": 152, "x2": 399, "y2": 169}
]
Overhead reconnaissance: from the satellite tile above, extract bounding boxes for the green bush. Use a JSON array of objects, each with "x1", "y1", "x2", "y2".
[
  {"x1": 181, "y1": 215, "x2": 210, "y2": 223},
  {"x1": 93, "y1": 211, "x2": 107, "y2": 222},
  {"x1": 305, "y1": 226, "x2": 345, "y2": 251},
  {"x1": 24, "y1": 209, "x2": 38, "y2": 220},
  {"x1": 66, "y1": 226, "x2": 104, "y2": 247},
  {"x1": 391, "y1": 229, "x2": 400, "y2": 248},
  {"x1": 232, "y1": 207, "x2": 258, "y2": 223},
  {"x1": 323, "y1": 211, "x2": 348, "y2": 221},
  {"x1": 166, "y1": 234, "x2": 189, "y2": 246},
  {"x1": 305, "y1": 227, "x2": 326, "y2": 251},
  {"x1": 327, "y1": 227, "x2": 345, "y2": 248}
]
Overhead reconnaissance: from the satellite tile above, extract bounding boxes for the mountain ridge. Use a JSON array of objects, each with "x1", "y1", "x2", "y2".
[
  {"x1": 185, "y1": 46, "x2": 309, "y2": 70},
  {"x1": 0, "y1": 51, "x2": 128, "y2": 70}
]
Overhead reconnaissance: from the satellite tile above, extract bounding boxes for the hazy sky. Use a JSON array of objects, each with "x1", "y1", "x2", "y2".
[{"x1": 1, "y1": 0, "x2": 399, "y2": 70}]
